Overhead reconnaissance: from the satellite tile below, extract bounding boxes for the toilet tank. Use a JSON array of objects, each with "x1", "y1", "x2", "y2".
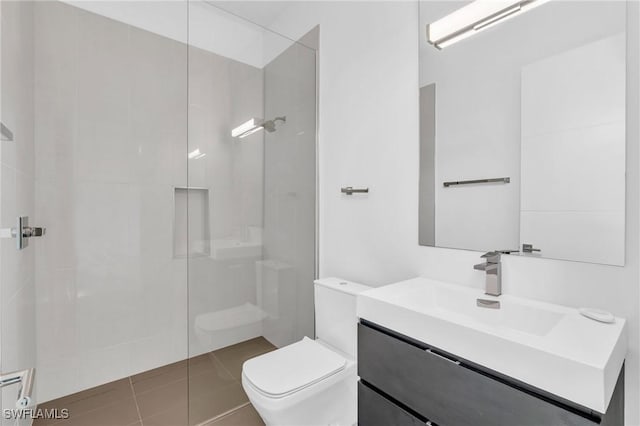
[{"x1": 314, "y1": 277, "x2": 371, "y2": 358}]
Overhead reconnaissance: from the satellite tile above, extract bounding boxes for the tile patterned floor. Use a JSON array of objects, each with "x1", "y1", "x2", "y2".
[{"x1": 34, "y1": 337, "x2": 276, "y2": 426}]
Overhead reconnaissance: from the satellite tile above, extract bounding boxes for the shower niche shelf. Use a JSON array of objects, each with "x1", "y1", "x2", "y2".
[{"x1": 174, "y1": 187, "x2": 211, "y2": 258}]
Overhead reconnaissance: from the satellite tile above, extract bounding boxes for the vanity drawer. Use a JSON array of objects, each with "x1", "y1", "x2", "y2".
[
  {"x1": 358, "y1": 381, "x2": 426, "y2": 426},
  {"x1": 358, "y1": 322, "x2": 599, "y2": 426}
]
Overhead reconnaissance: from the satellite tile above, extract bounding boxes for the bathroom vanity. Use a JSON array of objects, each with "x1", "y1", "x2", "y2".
[{"x1": 356, "y1": 278, "x2": 626, "y2": 426}]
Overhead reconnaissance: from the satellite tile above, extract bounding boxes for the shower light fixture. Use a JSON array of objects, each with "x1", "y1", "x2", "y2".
[
  {"x1": 188, "y1": 148, "x2": 206, "y2": 160},
  {"x1": 231, "y1": 118, "x2": 265, "y2": 138},
  {"x1": 427, "y1": 0, "x2": 550, "y2": 50},
  {"x1": 231, "y1": 116, "x2": 287, "y2": 139}
]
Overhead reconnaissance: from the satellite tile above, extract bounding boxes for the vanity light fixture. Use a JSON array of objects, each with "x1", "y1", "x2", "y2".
[{"x1": 427, "y1": 0, "x2": 550, "y2": 50}]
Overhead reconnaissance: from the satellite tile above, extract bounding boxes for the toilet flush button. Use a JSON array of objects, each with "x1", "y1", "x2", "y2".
[{"x1": 339, "y1": 281, "x2": 348, "y2": 286}]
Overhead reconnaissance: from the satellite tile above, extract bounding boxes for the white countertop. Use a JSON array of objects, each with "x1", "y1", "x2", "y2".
[{"x1": 356, "y1": 277, "x2": 626, "y2": 414}]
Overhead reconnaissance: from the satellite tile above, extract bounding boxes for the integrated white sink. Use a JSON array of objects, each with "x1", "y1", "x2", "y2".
[
  {"x1": 357, "y1": 277, "x2": 626, "y2": 414},
  {"x1": 398, "y1": 280, "x2": 565, "y2": 336}
]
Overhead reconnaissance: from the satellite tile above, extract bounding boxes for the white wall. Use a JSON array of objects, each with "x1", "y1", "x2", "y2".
[{"x1": 264, "y1": 1, "x2": 640, "y2": 424}]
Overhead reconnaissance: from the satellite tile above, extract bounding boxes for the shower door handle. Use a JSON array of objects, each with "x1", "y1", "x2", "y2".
[{"x1": 0, "y1": 216, "x2": 46, "y2": 250}]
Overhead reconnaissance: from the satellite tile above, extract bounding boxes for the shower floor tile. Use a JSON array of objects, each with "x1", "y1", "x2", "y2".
[{"x1": 34, "y1": 337, "x2": 275, "y2": 426}]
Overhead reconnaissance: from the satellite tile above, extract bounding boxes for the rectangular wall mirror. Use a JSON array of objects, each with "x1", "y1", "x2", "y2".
[{"x1": 418, "y1": 0, "x2": 627, "y2": 266}]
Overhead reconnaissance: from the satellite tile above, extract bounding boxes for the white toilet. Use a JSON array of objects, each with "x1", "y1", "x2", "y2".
[{"x1": 241, "y1": 277, "x2": 371, "y2": 426}]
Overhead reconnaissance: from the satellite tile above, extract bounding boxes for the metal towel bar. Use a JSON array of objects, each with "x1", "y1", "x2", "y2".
[
  {"x1": 341, "y1": 187, "x2": 369, "y2": 195},
  {"x1": 443, "y1": 177, "x2": 510, "y2": 187}
]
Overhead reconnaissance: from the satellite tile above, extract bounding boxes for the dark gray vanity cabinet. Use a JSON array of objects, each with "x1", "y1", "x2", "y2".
[{"x1": 357, "y1": 321, "x2": 624, "y2": 426}]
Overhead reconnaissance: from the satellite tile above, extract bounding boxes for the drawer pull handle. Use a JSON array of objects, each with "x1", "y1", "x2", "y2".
[{"x1": 426, "y1": 348, "x2": 460, "y2": 365}]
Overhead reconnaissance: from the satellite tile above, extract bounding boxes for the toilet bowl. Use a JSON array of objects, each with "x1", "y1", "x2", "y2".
[{"x1": 241, "y1": 278, "x2": 371, "y2": 426}]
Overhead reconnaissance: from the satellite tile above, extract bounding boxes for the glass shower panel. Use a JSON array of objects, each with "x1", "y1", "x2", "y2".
[
  {"x1": 186, "y1": 2, "x2": 317, "y2": 423},
  {"x1": 1, "y1": 2, "x2": 189, "y2": 424}
]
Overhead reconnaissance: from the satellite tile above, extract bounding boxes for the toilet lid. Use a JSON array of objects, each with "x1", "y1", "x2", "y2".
[{"x1": 243, "y1": 337, "x2": 347, "y2": 398}]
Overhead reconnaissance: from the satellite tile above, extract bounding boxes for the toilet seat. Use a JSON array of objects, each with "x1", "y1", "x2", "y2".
[{"x1": 243, "y1": 337, "x2": 347, "y2": 398}]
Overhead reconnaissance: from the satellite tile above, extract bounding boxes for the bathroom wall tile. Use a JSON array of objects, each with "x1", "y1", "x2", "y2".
[
  {"x1": 74, "y1": 182, "x2": 141, "y2": 267},
  {"x1": 35, "y1": 268, "x2": 77, "y2": 362},
  {"x1": 0, "y1": 0, "x2": 35, "y2": 175},
  {"x1": 15, "y1": 168, "x2": 35, "y2": 279},
  {"x1": 186, "y1": 104, "x2": 215, "y2": 190},
  {"x1": 127, "y1": 330, "x2": 188, "y2": 384},
  {"x1": 75, "y1": 280, "x2": 144, "y2": 352},
  {"x1": 77, "y1": 345, "x2": 131, "y2": 393},
  {"x1": 229, "y1": 60, "x2": 264, "y2": 230},
  {"x1": 34, "y1": 181, "x2": 77, "y2": 271},
  {"x1": 34, "y1": 1, "x2": 78, "y2": 185},
  {"x1": 75, "y1": 9, "x2": 135, "y2": 184},
  {"x1": 1, "y1": 165, "x2": 19, "y2": 300},
  {"x1": 1, "y1": 280, "x2": 36, "y2": 425},
  {"x1": 129, "y1": 25, "x2": 188, "y2": 187},
  {"x1": 36, "y1": 356, "x2": 81, "y2": 405},
  {"x1": 1, "y1": 280, "x2": 36, "y2": 372},
  {"x1": 139, "y1": 259, "x2": 187, "y2": 334},
  {"x1": 140, "y1": 184, "x2": 175, "y2": 260}
]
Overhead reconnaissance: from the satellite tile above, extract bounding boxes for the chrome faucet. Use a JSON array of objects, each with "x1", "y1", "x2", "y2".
[{"x1": 474, "y1": 251, "x2": 503, "y2": 296}]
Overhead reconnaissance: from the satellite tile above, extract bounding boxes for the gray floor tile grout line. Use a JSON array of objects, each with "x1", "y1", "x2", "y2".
[
  {"x1": 210, "y1": 352, "x2": 239, "y2": 381},
  {"x1": 195, "y1": 401, "x2": 251, "y2": 426},
  {"x1": 129, "y1": 376, "x2": 144, "y2": 426}
]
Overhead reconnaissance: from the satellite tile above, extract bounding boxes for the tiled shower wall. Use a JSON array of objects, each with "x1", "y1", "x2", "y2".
[
  {"x1": 0, "y1": 1, "x2": 37, "y2": 425},
  {"x1": 33, "y1": 1, "x2": 265, "y2": 403}
]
